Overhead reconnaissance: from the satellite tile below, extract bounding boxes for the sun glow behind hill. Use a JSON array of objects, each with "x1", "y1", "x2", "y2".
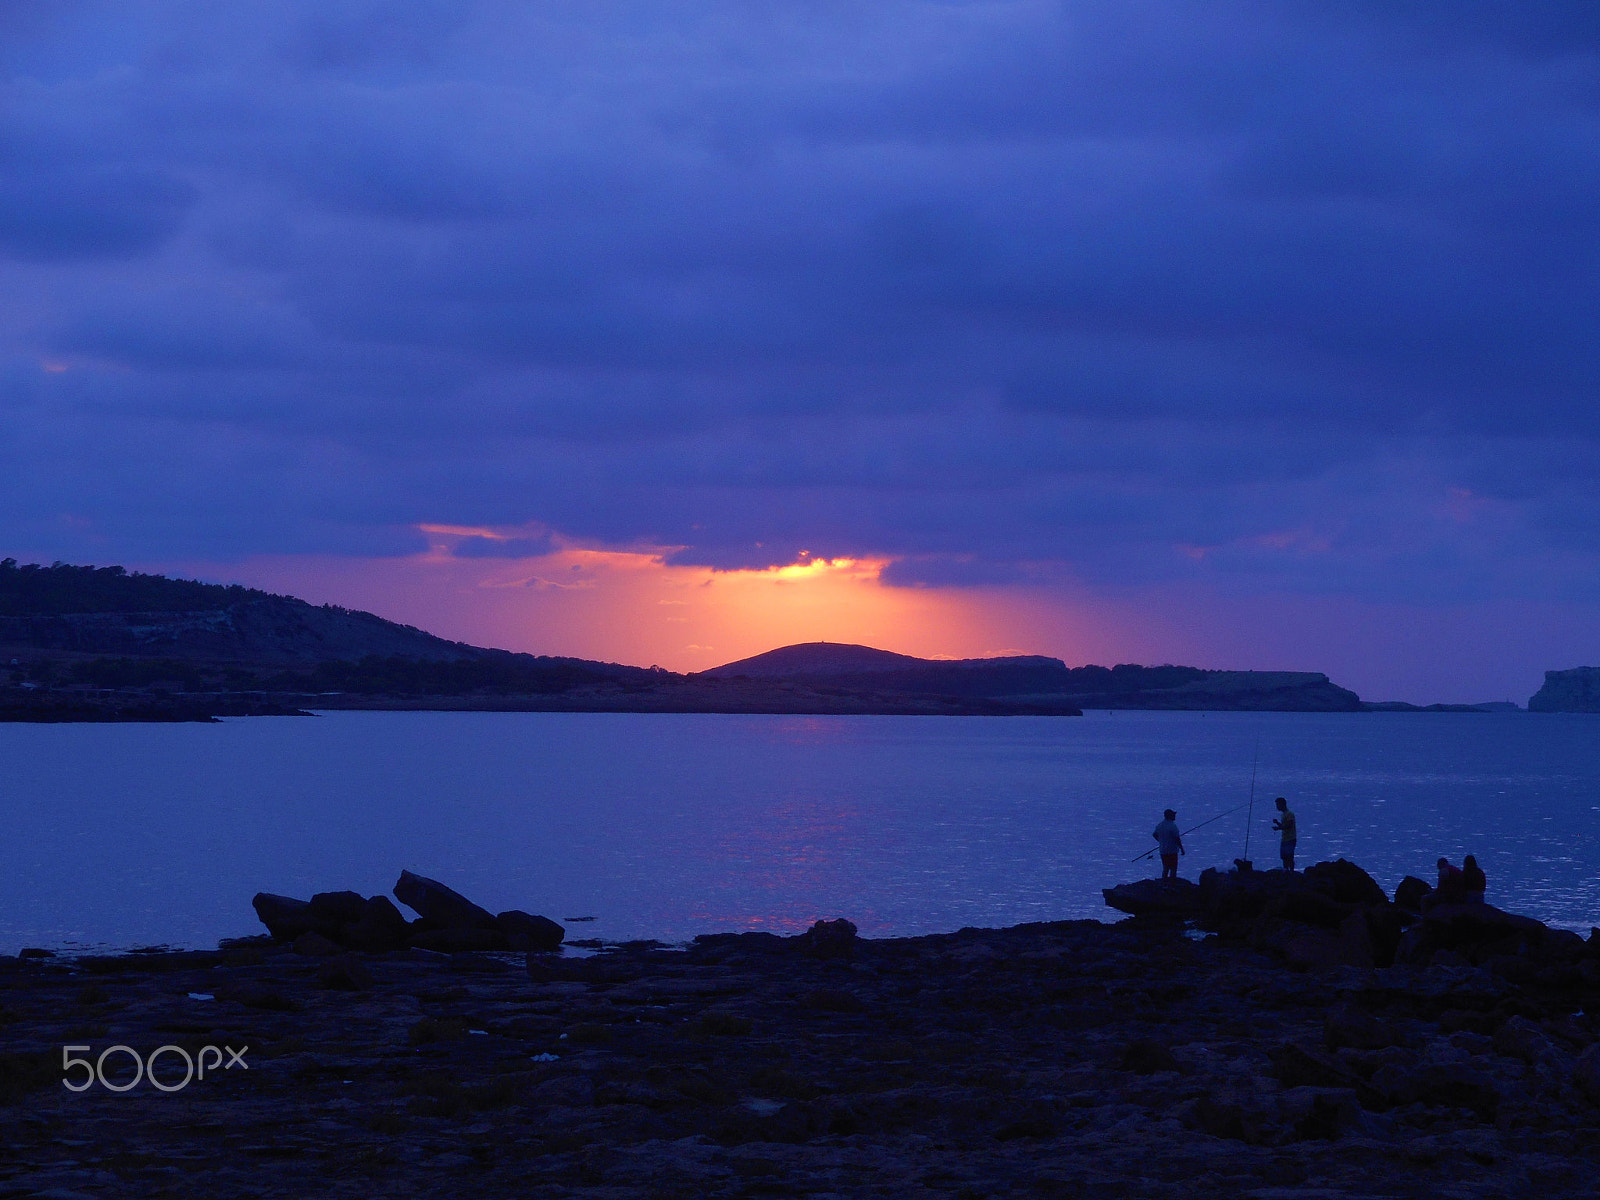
[
  {"x1": 137, "y1": 522, "x2": 1594, "y2": 704},
  {"x1": 148, "y1": 531, "x2": 1048, "y2": 672}
]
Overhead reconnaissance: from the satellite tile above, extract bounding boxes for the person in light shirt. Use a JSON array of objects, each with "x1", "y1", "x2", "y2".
[
  {"x1": 1152, "y1": 809, "x2": 1185, "y2": 880},
  {"x1": 1272, "y1": 797, "x2": 1297, "y2": 871}
]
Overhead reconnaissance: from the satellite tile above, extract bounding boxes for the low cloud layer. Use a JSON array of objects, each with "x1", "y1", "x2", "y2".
[{"x1": 3, "y1": 2, "x2": 1598, "y2": 626}]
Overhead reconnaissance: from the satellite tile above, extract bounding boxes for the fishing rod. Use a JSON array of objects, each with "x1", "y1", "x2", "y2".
[
  {"x1": 1242, "y1": 736, "x2": 1260, "y2": 863},
  {"x1": 1132, "y1": 800, "x2": 1253, "y2": 862}
]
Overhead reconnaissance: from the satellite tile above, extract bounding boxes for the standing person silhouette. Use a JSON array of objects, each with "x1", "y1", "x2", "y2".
[
  {"x1": 1152, "y1": 809, "x2": 1185, "y2": 881},
  {"x1": 1271, "y1": 797, "x2": 1297, "y2": 871}
]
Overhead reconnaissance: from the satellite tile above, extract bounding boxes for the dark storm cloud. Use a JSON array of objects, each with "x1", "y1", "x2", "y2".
[
  {"x1": 1, "y1": 0, "x2": 1597, "y2": 606},
  {"x1": 451, "y1": 533, "x2": 556, "y2": 559}
]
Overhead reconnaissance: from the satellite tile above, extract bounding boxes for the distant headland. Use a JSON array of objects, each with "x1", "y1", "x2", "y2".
[
  {"x1": 1529, "y1": 667, "x2": 1600, "y2": 713},
  {"x1": 0, "y1": 558, "x2": 1581, "y2": 720}
]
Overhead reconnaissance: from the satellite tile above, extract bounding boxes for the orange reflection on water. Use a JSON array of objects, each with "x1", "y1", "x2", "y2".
[{"x1": 686, "y1": 791, "x2": 882, "y2": 935}]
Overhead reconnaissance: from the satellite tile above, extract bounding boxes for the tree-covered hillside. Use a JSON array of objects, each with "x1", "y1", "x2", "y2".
[{"x1": 0, "y1": 559, "x2": 266, "y2": 615}]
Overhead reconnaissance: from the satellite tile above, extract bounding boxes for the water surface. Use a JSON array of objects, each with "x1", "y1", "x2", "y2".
[{"x1": 1, "y1": 710, "x2": 1595, "y2": 953}]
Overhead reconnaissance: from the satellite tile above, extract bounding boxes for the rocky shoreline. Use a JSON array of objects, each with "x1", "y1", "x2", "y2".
[{"x1": 5, "y1": 864, "x2": 1600, "y2": 1198}]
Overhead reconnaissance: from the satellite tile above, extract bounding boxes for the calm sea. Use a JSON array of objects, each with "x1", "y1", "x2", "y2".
[{"x1": 2, "y1": 710, "x2": 1596, "y2": 954}]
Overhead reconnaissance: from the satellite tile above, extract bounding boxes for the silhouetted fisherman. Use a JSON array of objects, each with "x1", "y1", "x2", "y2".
[
  {"x1": 1271, "y1": 797, "x2": 1296, "y2": 871},
  {"x1": 1152, "y1": 809, "x2": 1185, "y2": 880},
  {"x1": 1462, "y1": 855, "x2": 1486, "y2": 904}
]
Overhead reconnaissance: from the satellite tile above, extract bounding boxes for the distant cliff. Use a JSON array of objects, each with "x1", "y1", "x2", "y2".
[
  {"x1": 1528, "y1": 666, "x2": 1600, "y2": 713},
  {"x1": 704, "y1": 642, "x2": 1364, "y2": 712},
  {"x1": 1053, "y1": 669, "x2": 1363, "y2": 712}
]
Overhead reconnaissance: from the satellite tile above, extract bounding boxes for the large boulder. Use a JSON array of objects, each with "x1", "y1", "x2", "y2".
[
  {"x1": 1197, "y1": 867, "x2": 1278, "y2": 923},
  {"x1": 1393, "y1": 875, "x2": 1431, "y2": 913},
  {"x1": 253, "y1": 889, "x2": 415, "y2": 951},
  {"x1": 1393, "y1": 902, "x2": 1550, "y2": 966},
  {"x1": 308, "y1": 890, "x2": 367, "y2": 926},
  {"x1": 1195, "y1": 867, "x2": 1334, "y2": 927},
  {"x1": 1540, "y1": 927, "x2": 1587, "y2": 961},
  {"x1": 496, "y1": 910, "x2": 564, "y2": 952},
  {"x1": 1262, "y1": 888, "x2": 1353, "y2": 930},
  {"x1": 1199, "y1": 862, "x2": 1394, "y2": 930},
  {"x1": 1303, "y1": 859, "x2": 1387, "y2": 907},
  {"x1": 252, "y1": 893, "x2": 319, "y2": 942},
  {"x1": 393, "y1": 870, "x2": 498, "y2": 930},
  {"x1": 1433, "y1": 902, "x2": 1547, "y2": 951},
  {"x1": 343, "y1": 896, "x2": 411, "y2": 952},
  {"x1": 795, "y1": 918, "x2": 858, "y2": 959},
  {"x1": 1102, "y1": 878, "x2": 1202, "y2": 918}
]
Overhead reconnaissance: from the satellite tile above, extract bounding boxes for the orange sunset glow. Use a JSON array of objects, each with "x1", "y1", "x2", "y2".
[
  {"x1": 156, "y1": 525, "x2": 1047, "y2": 672},
  {"x1": 143, "y1": 525, "x2": 1576, "y2": 704}
]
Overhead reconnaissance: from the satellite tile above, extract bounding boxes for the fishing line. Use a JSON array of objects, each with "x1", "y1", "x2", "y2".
[
  {"x1": 1242, "y1": 735, "x2": 1260, "y2": 863},
  {"x1": 1131, "y1": 800, "x2": 1253, "y2": 862}
]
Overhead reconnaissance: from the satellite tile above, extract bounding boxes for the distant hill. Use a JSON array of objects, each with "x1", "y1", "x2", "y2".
[
  {"x1": 0, "y1": 561, "x2": 1075, "y2": 718},
  {"x1": 1529, "y1": 667, "x2": 1600, "y2": 713},
  {"x1": 1362, "y1": 700, "x2": 1521, "y2": 713},
  {"x1": 706, "y1": 642, "x2": 1062, "y2": 679},
  {"x1": 0, "y1": 559, "x2": 476, "y2": 663},
  {"x1": 0, "y1": 559, "x2": 663, "y2": 700},
  {"x1": 0, "y1": 562, "x2": 1371, "y2": 716},
  {"x1": 703, "y1": 642, "x2": 1364, "y2": 712},
  {"x1": 2, "y1": 559, "x2": 276, "y2": 617}
]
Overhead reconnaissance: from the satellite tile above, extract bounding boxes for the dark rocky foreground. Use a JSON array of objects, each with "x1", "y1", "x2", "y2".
[{"x1": 7, "y1": 880, "x2": 1600, "y2": 1198}]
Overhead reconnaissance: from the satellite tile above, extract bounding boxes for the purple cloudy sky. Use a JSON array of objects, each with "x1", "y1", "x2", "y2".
[{"x1": 3, "y1": 2, "x2": 1597, "y2": 700}]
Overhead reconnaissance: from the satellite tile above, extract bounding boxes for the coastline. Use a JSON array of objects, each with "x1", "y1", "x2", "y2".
[
  {"x1": 0, "y1": 681, "x2": 1082, "y2": 721},
  {"x1": 6, "y1": 888, "x2": 1600, "y2": 1198}
]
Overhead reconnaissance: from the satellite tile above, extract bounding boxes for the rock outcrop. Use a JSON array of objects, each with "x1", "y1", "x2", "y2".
[
  {"x1": 250, "y1": 893, "x2": 318, "y2": 942},
  {"x1": 1104, "y1": 857, "x2": 1598, "y2": 991},
  {"x1": 793, "y1": 917, "x2": 859, "y2": 959},
  {"x1": 1529, "y1": 665, "x2": 1600, "y2": 712},
  {"x1": 1101, "y1": 877, "x2": 1202, "y2": 917},
  {"x1": 393, "y1": 870, "x2": 498, "y2": 932},
  {"x1": 251, "y1": 871, "x2": 562, "y2": 953},
  {"x1": 494, "y1": 910, "x2": 565, "y2": 952}
]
